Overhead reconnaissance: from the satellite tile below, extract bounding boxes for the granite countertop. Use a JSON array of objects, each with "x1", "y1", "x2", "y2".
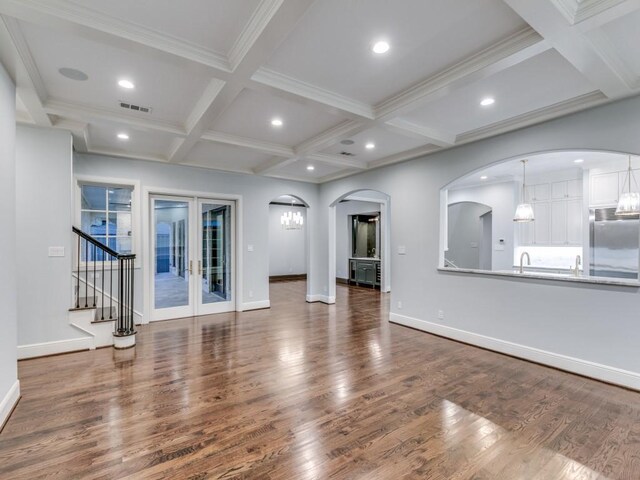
[{"x1": 438, "y1": 267, "x2": 640, "y2": 287}]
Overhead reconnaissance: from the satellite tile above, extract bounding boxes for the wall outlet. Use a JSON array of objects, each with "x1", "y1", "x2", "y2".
[
  {"x1": 249, "y1": 290, "x2": 254, "y2": 298},
  {"x1": 48, "y1": 246, "x2": 65, "y2": 257},
  {"x1": 247, "y1": 244, "x2": 254, "y2": 252},
  {"x1": 437, "y1": 310, "x2": 444, "y2": 320},
  {"x1": 398, "y1": 245, "x2": 406, "y2": 255},
  {"x1": 397, "y1": 301, "x2": 402, "y2": 309}
]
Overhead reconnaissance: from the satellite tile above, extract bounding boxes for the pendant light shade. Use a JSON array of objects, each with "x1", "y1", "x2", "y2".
[
  {"x1": 513, "y1": 159, "x2": 535, "y2": 223},
  {"x1": 616, "y1": 155, "x2": 640, "y2": 216}
]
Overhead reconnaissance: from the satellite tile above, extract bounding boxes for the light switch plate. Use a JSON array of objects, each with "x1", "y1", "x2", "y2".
[
  {"x1": 398, "y1": 245, "x2": 406, "y2": 255},
  {"x1": 495, "y1": 245, "x2": 505, "y2": 251},
  {"x1": 247, "y1": 245, "x2": 254, "y2": 252},
  {"x1": 48, "y1": 246, "x2": 65, "y2": 257}
]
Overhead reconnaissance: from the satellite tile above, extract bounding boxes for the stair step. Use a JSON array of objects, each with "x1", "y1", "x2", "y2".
[
  {"x1": 92, "y1": 318, "x2": 117, "y2": 324},
  {"x1": 94, "y1": 306, "x2": 118, "y2": 322}
]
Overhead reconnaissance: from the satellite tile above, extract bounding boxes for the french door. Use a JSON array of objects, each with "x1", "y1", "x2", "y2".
[{"x1": 151, "y1": 195, "x2": 235, "y2": 321}]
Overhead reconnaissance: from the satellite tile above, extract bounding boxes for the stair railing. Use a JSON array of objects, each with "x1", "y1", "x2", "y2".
[{"x1": 72, "y1": 227, "x2": 136, "y2": 339}]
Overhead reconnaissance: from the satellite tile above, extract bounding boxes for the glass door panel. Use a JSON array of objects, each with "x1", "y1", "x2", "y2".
[
  {"x1": 151, "y1": 197, "x2": 194, "y2": 320},
  {"x1": 198, "y1": 200, "x2": 234, "y2": 314}
]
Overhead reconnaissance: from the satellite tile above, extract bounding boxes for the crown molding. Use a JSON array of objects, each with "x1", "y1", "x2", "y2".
[
  {"x1": 251, "y1": 67, "x2": 376, "y2": 120},
  {"x1": 586, "y1": 29, "x2": 640, "y2": 90},
  {"x1": 294, "y1": 120, "x2": 365, "y2": 155},
  {"x1": 86, "y1": 147, "x2": 168, "y2": 164},
  {"x1": 184, "y1": 78, "x2": 226, "y2": 133},
  {"x1": 455, "y1": 91, "x2": 608, "y2": 145},
  {"x1": 228, "y1": 0, "x2": 283, "y2": 70},
  {"x1": 384, "y1": 118, "x2": 455, "y2": 147},
  {"x1": 253, "y1": 156, "x2": 299, "y2": 175},
  {"x1": 262, "y1": 171, "x2": 322, "y2": 184},
  {"x1": 374, "y1": 27, "x2": 547, "y2": 120},
  {"x1": 201, "y1": 130, "x2": 294, "y2": 157},
  {"x1": 44, "y1": 98, "x2": 187, "y2": 136},
  {"x1": 306, "y1": 152, "x2": 368, "y2": 170},
  {"x1": 316, "y1": 169, "x2": 364, "y2": 184},
  {"x1": 550, "y1": 0, "x2": 627, "y2": 24},
  {"x1": 0, "y1": 0, "x2": 232, "y2": 72},
  {"x1": 367, "y1": 144, "x2": 441, "y2": 169}
]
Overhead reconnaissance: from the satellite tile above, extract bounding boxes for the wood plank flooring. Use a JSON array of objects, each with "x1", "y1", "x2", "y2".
[{"x1": 1, "y1": 280, "x2": 640, "y2": 479}]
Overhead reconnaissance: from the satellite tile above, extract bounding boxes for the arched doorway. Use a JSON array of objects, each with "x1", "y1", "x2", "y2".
[
  {"x1": 268, "y1": 194, "x2": 310, "y2": 301},
  {"x1": 328, "y1": 189, "x2": 391, "y2": 304}
]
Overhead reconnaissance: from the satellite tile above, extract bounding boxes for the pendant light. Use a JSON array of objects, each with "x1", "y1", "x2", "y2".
[
  {"x1": 615, "y1": 155, "x2": 640, "y2": 216},
  {"x1": 513, "y1": 159, "x2": 535, "y2": 222}
]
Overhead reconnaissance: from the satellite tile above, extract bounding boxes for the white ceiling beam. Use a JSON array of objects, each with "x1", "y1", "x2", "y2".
[
  {"x1": 374, "y1": 27, "x2": 549, "y2": 120},
  {"x1": 367, "y1": 144, "x2": 442, "y2": 169},
  {"x1": 294, "y1": 120, "x2": 366, "y2": 156},
  {"x1": 504, "y1": 0, "x2": 634, "y2": 98},
  {"x1": 43, "y1": 98, "x2": 186, "y2": 136},
  {"x1": 0, "y1": 15, "x2": 51, "y2": 126},
  {"x1": 248, "y1": 67, "x2": 376, "y2": 120},
  {"x1": 201, "y1": 130, "x2": 294, "y2": 157},
  {"x1": 573, "y1": 0, "x2": 640, "y2": 31},
  {"x1": 253, "y1": 156, "x2": 299, "y2": 175},
  {"x1": 383, "y1": 119, "x2": 455, "y2": 147},
  {"x1": 52, "y1": 118, "x2": 90, "y2": 152},
  {"x1": 0, "y1": 0, "x2": 232, "y2": 75},
  {"x1": 306, "y1": 152, "x2": 368, "y2": 170},
  {"x1": 169, "y1": 0, "x2": 317, "y2": 164},
  {"x1": 87, "y1": 147, "x2": 168, "y2": 164}
]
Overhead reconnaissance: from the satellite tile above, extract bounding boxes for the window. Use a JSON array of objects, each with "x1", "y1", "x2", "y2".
[{"x1": 80, "y1": 184, "x2": 133, "y2": 260}]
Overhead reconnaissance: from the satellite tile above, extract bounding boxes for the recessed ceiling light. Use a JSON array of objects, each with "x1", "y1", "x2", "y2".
[
  {"x1": 118, "y1": 79, "x2": 135, "y2": 89},
  {"x1": 365, "y1": 142, "x2": 375, "y2": 150},
  {"x1": 307, "y1": 165, "x2": 315, "y2": 171},
  {"x1": 271, "y1": 118, "x2": 283, "y2": 127},
  {"x1": 117, "y1": 133, "x2": 129, "y2": 140},
  {"x1": 574, "y1": 158, "x2": 584, "y2": 163},
  {"x1": 58, "y1": 67, "x2": 88, "y2": 81},
  {"x1": 480, "y1": 97, "x2": 495, "y2": 107},
  {"x1": 372, "y1": 40, "x2": 390, "y2": 54},
  {"x1": 480, "y1": 175, "x2": 488, "y2": 180}
]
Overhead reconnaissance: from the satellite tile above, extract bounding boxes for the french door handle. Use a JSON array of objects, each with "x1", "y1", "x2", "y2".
[
  {"x1": 198, "y1": 260, "x2": 202, "y2": 275},
  {"x1": 189, "y1": 260, "x2": 193, "y2": 275}
]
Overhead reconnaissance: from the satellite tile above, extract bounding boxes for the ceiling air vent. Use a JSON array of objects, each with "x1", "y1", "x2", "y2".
[
  {"x1": 119, "y1": 101, "x2": 152, "y2": 114},
  {"x1": 340, "y1": 151, "x2": 356, "y2": 157}
]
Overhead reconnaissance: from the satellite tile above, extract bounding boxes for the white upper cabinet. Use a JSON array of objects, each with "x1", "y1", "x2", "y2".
[
  {"x1": 526, "y1": 183, "x2": 550, "y2": 202},
  {"x1": 590, "y1": 172, "x2": 619, "y2": 206},
  {"x1": 533, "y1": 202, "x2": 550, "y2": 244},
  {"x1": 553, "y1": 179, "x2": 582, "y2": 199},
  {"x1": 566, "y1": 199, "x2": 583, "y2": 245},
  {"x1": 550, "y1": 201, "x2": 567, "y2": 244}
]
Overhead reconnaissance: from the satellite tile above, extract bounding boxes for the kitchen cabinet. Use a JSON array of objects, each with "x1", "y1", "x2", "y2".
[
  {"x1": 533, "y1": 202, "x2": 550, "y2": 244},
  {"x1": 526, "y1": 183, "x2": 550, "y2": 203},
  {"x1": 590, "y1": 172, "x2": 619, "y2": 206},
  {"x1": 552, "y1": 179, "x2": 582, "y2": 199},
  {"x1": 551, "y1": 199, "x2": 582, "y2": 245},
  {"x1": 349, "y1": 258, "x2": 380, "y2": 287}
]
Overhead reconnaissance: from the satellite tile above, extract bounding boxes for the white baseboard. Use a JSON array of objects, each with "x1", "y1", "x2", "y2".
[
  {"x1": 239, "y1": 300, "x2": 270, "y2": 311},
  {"x1": 306, "y1": 294, "x2": 336, "y2": 304},
  {"x1": 390, "y1": 312, "x2": 640, "y2": 391},
  {"x1": 0, "y1": 380, "x2": 20, "y2": 430},
  {"x1": 18, "y1": 337, "x2": 93, "y2": 360}
]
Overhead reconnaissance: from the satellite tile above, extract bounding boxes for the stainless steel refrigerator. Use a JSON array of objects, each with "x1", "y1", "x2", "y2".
[{"x1": 590, "y1": 207, "x2": 639, "y2": 279}]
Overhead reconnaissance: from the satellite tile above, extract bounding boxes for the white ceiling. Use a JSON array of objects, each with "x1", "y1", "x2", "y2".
[{"x1": 1, "y1": 0, "x2": 639, "y2": 183}]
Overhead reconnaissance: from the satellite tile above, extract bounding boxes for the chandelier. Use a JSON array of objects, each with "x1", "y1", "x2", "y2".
[{"x1": 281, "y1": 210, "x2": 304, "y2": 230}]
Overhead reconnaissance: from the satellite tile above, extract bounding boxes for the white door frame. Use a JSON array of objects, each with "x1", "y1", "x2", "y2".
[
  {"x1": 196, "y1": 198, "x2": 236, "y2": 315},
  {"x1": 142, "y1": 186, "x2": 243, "y2": 324}
]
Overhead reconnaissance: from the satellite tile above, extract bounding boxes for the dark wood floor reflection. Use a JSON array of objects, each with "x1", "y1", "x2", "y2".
[{"x1": 2, "y1": 281, "x2": 640, "y2": 479}]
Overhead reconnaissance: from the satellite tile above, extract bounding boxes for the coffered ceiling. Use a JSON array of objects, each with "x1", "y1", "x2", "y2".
[{"x1": 1, "y1": 0, "x2": 639, "y2": 183}]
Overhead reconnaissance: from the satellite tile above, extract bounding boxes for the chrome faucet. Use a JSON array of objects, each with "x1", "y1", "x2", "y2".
[
  {"x1": 519, "y1": 251, "x2": 530, "y2": 274},
  {"x1": 571, "y1": 255, "x2": 582, "y2": 277}
]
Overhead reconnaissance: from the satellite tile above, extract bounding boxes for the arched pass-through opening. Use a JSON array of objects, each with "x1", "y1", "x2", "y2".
[
  {"x1": 328, "y1": 189, "x2": 391, "y2": 304},
  {"x1": 268, "y1": 194, "x2": 311, "y2": 302}
]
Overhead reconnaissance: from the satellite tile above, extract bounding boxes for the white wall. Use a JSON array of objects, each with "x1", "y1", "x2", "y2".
[
  {"x1": 0, "y1": 61, "x2": 19, "y2": 426},
  {"x1": 268, "y1": 204, "x2": 307, "y2": 276},
  {"x1": 16, "y1": 126, "x2": 77, "y2": 346},
  {"x1": 335, "y1": 200, "x2": 381, "y2": 279},
  {"x1": 74, "y1": 153, "x2": 319, "y2": 314},
  {"x1": 448, "y1": 181, "x2": 518, "y2": 270},
  {"x1": 313, "y1": 95, "x2": 640, "y2": 390},
  {"x1": 446, "y1": 202, "x2": 491, "y2": 270}
]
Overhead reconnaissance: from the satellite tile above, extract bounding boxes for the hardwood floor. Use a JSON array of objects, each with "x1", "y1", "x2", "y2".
[{"x1": 2, "y1": 280, "x2": 640, "y2": 479}]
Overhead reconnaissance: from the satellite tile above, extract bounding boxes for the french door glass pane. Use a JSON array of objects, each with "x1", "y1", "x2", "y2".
[
  {"x1": 154, "y1": 200, "x2": 190, "y2": 309},
  {"x1": 201, "y1": 203, "x2": 231, "y2": 304}
]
